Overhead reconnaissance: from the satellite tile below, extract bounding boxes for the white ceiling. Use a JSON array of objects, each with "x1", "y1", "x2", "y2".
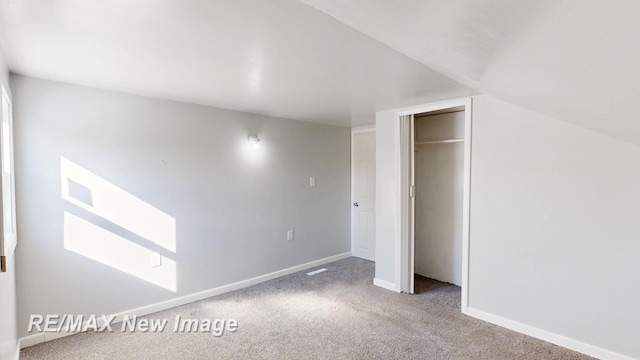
[
  {"x1": 0, "y1": 0, "x2": 472, "y2": 127},
  {"x1": 2, "y1": 1, "x2": 639, "y2": 140},
  {"x1": 300, "y1": 0, "x2": 640, "y2": 144}
]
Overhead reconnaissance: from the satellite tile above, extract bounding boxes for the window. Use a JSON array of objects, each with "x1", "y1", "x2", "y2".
[{"x1": 0, "y1": 84, "x2": 16, "y2": 272}]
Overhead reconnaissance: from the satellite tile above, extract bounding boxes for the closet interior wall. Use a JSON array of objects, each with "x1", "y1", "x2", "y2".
[{"x1": 414, "y1": 110, "x2": 465, "y2": 286}]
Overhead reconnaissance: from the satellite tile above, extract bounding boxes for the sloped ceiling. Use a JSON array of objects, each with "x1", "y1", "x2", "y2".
[
  {"x1": 0, "y1": 0, "x2": 473, "y2": 127},
  {"x1": 301, "y1": 0, "x2": 640, "y2": 144},
  {"x1": 3, "y1": 1, "x2": 639, "y2": 138}
]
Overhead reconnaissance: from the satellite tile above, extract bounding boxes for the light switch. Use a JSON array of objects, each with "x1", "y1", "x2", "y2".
[
  {"x1": 309, "y1": 177, "x2": 316, "y2": 187},
  {"x1": 287, "y1": 230, "x2": 294, "y2": 241},
  {"x1": 150, "y1": 253, "x2": 162, "y2": 267}
]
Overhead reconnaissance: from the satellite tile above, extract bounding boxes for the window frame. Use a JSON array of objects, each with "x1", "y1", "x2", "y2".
[{"x1": 0, "y1": 83, "x2": 16, "y2": 271}]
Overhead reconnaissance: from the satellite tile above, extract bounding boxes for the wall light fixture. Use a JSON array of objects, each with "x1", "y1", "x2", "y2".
[{"x1": 248, "y1": 135, "x2": 260, "y2": 149}]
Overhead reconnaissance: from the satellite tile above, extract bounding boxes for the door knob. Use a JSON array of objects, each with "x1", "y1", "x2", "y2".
[{"x1": 353, "y1": 202, "x2": 359, "y2": 207}]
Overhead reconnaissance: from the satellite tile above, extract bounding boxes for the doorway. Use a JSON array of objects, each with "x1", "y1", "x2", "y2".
[
  {"x1": 397, "y1": 99, "x2": 472, "y2": 311},
  {"x1": 351, "y1": 127, "x2": 376, "y2": 261}
]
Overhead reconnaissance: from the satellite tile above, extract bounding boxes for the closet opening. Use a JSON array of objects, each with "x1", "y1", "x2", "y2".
[
  {"x1": 413, "y1": 107, "x2": 465, "y2": 295},
  {"x1": 397, "y1": 98, "x2": 472, "y2": 311}
]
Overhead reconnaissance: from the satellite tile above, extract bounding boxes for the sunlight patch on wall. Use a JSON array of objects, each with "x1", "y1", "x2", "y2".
[
  {"x1": 60, "y1": 157, "x2": 177, "y2": 292},
  {"x1": 60, "y1": 157, "x2": 176, "y2": 252},
  {"x1": 63, "y1": 212, "x2": 177, "y2": 292}
]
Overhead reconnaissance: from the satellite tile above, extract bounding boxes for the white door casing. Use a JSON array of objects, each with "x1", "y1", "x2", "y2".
[
  {"x1": 398, "y1": 115, "x2": 414, "y2": 293},
  {"x1": 351, "y1": 128, "x2": 376, "y2": 261}
]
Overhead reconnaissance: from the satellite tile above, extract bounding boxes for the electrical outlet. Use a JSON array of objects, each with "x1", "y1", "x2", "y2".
[
  {"x1": 287, "y1": 230, "x2": 294, "y2": 241},
  {"x1": 309, "y1": 177, "x2": 316, "y2": 187}
]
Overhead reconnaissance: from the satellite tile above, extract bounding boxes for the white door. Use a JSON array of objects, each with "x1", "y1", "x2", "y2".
[{"x1": 352, "y1": 131, "x2": 376, "y2": 261}]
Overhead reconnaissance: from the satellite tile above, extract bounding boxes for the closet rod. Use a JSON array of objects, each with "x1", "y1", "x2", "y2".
[{"x1": 415, "y1": 138, "x2": 464, "y2": 145}]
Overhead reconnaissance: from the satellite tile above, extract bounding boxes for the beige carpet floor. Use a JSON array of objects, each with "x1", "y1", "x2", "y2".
[{"x1": 21, "y1": 257, "x2": 593, "y2": 359}]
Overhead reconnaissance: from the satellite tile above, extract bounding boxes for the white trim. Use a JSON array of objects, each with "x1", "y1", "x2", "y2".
[
  {"x1": 19, "y1": 252, "x2": 352, "y2": 349},
  {"x1": 373, "y1": 278, "x2": 399, "y2": 292},
  {"x1": 5, "y1": 235, "x2": 16, "y2": 259},
  {"x1": 0, "y1": 85, "x2": 10, "y2": 106},
  {"x1": 460, "y1": 98, "x2": 473, "y2": 311},
  {"x1": 351, "y1": 126, "x2": 375, "y2": 261},
  {"x1": 396, "y1": 98, "x2": 469, "y2": 117},
  {"x1": 351, "y1": 125, "x2": 376, "y2": 133},
  {"x1": 18, "y1": 333, "x2": 42, "y2": 349},
  {"x1": 13, "y1": 342, "x2": 20, "y2": 360},
  {"x1": 465, "y1": 307, "x2": 636, "y2": 360},
  {"x1": 394, "y1": 116, "x2": 403, "y2": 289},
  {"x1": 0, "y1": 84, "x2": 17, "y2": 260}
]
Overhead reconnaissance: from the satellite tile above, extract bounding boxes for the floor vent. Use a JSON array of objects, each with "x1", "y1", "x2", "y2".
[{"x1": 306, "y1": 268, "x2": 327, "y2": 276}]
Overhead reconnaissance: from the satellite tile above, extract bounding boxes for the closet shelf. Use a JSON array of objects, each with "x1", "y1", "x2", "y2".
[{"x1": 415, "y1": 138, "x2": 464, "y2": 145}]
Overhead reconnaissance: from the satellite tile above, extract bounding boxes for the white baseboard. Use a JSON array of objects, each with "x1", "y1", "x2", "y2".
[
  {"x1": 465, "y1": 307, "x2": 635, "y2": 360},
  {"x1": 18, "y1": 333, "x2": 43, "y2": 349},
  {"x1": 13, "y1": 342, "x2": 20, "y2": 360},
  {"x1": 19, "y1": 252, "x2": 352, "y2": 349},
  {"x1": 373, "y1": 278, "x2": 399, "y2": 292}
]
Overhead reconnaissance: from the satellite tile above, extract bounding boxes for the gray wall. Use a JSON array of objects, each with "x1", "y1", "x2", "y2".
[
  {"x1": 374, "y1": 109, "x2": 398, "y2": 288},
  {"x1": 375, "y1": 95, "x2": 640, "y2": 358},
  {"x1": 0, "y1": 50, "x2": 19, "y2": 360},
  {"x1": 469, "y1": 95, "x2": 640, "y2": 358},
  {"x1": 13, "y1": 75, "x2": 351, "y2": 337}
]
